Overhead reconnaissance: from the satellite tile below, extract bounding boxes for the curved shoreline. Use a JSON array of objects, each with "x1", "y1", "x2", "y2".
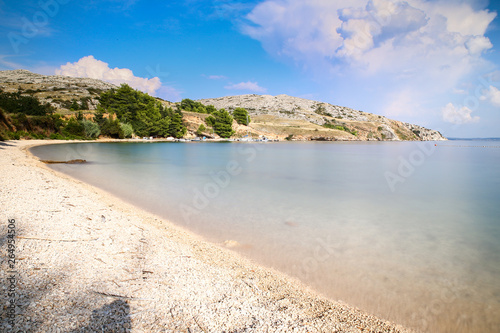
[{"x1": 1, "y1": 139, "x2": 413, "y2": 332}]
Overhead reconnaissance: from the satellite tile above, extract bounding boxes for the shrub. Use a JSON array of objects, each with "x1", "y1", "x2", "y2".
[
  {"x1": 196, "y1": 124, "x2": 206, "y2": 136},
  {"x1": 100, "y1": 119, "x2": 124, "y2": 139},
  {"x1": 120, "y1": 122, "x2": 134, "y2": 138},
  {"x1": 323, "y1": 123, "x2": 357, "y2": 136},
  {"x1": 62, "y1": 118, "x2": 85, "y2": 138},
  {"x1": 0, "y1": 89, "x2": 53, "y2": 115},
  {"x1": 205, "y1": 105, "x2": 217, "y2": 114},
  {"x1": 180, "y1": 99, "x2": 212, "y2": 114},
  {"x1": 205, "y1": 115, "x2": 215, "y2": 127},
  {"x1": 82, "y1": 119, "x2": 101, "y2": 138},
  {"x1": 49, "y1": 133, "x2": 65, "y2": 140}
]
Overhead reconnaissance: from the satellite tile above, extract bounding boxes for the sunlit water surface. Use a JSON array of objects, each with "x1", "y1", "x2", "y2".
[{"x1": 31, "y1": 141, "x2": 500, "y2": 332}]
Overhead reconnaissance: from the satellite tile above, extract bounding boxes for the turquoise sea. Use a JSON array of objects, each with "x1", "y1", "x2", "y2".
[{"x1": 31, "y1": 140, "x2": 500, "y2": 332}]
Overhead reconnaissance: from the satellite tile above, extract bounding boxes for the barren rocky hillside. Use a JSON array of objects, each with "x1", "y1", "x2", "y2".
[
  {"x1": 0, "y1": 69, "x2": 118, "y2": 112},
  {"x1": 198, "y1": 94, "x2": 446, "y2": 141}
]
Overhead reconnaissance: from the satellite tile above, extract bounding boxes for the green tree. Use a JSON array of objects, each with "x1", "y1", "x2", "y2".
[
  {"x1": 70, "y1": 100, "x2": 79, "y2": 111},
  {"x1": 79, "y1": 97, "x2": 90, "y2": 110},
  {"x1": 211, "y1": 109, "x2": 234, "y2": 138},
  {"x1": 232, "y1": 107, "x2": 250, "y2": 125},
  {"x1": 99, "y1": 84, "x2": 186, "y2": 138},
  {"x1": 93, "y1": 106, "x2": 106, "y2": 125},
  {"x1": 180, "y1": 98, "x2": 209, "y2": 113},
  {"x1": 0, "y1": 89, "x2": 52, "y2": 116},
  {"x1": 205, "y1": 115, "x2": 215, "y2": 127},
  {"x1": 62, "y1": 118, "x2": 85, "y2": 138},
  {"x1": 100, "y1": 118, "x2": 124, "y2": 139},
  {"x1": 168, "y1": 113, "x2": 186, "y2": 138},
  {"x1": 180, "y1": 98, "x2": 195, "y2": 111},
  {"x1": 205, "y1": 105, "x2": 217, "y2": 114}
]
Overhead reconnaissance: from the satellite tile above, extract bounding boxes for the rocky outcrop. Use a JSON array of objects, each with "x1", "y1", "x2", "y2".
[
  {"x1": 198, "y1": 94, "x2": 447, "y2": 141},
  {"x1": 402, "y1": 122, "x2": 445, "y2": 141},
  {"x1": 0, "y1": 70, "x2": 116, "y2": 91},
  {"x1": 0, "y1": 69, "x2": 117, "y2": 110},
  {"x1": 198, "y1": 94, "x2": 368, "y2": 123}
]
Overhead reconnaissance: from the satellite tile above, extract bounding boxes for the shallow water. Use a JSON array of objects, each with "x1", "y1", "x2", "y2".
[{"x1": 31, "y1": 140, "x2": 500, "y2": 332}]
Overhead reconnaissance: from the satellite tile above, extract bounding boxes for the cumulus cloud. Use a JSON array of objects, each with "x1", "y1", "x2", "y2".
[
  {"x1": 480, "y1": 85, "x2": 500, "y2": 106},
  {"x1": 465, "y1": 36, "x2": 493, "y2": 55},
  {"x1": 224, "y1": 81, "x2": 267, "y2": 93},
  {"x1": 442, "y1": 102, "x2": 479, "y2": 124},
  {"x1": 243, "y1": 0, "x2": 495, "y2": 70},
  {"x1": 242, "y1": 0, "x2": 497, "y2": 124},
  {"x1": 55, "y1": 56, "x2": 162, "y2": 95}
]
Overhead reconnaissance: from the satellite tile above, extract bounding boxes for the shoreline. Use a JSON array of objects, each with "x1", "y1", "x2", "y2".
[{"x1": 1, "y1": 139, "x2": 413, "y2": 332}]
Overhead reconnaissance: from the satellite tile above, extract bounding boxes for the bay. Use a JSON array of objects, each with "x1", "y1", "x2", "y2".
[{"x1": 31, "y1": 140, "x2": 500, "y2": 332}]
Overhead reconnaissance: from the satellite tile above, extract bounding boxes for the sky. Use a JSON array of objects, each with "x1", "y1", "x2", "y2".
[{"x1": 1, "y1": 0, "x2": 500, "y2": 138}]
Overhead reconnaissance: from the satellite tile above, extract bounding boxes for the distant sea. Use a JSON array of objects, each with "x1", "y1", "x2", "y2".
[
  {"x1": 448, "y1": 137, "x2": 500, "y2": 140},
  {"x1": 31, "y1": 140, "x2": 500, "y2": 333}
]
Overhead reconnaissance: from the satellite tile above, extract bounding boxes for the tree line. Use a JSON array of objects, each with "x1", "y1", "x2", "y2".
[
  {"x1": 0, "y1": 85, "x2": 251, "y2": 141},
  {"x1": 179, "y1": 98, "x2": 250, "y2": 138}
]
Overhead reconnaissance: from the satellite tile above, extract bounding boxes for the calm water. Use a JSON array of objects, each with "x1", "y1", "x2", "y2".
[{"x1": 31, "y1": 141, "x2": 500, "y2": 332}]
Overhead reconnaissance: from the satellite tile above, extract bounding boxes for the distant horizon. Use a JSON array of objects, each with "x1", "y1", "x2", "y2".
[
  {"x1": 2, "y1": 67, "x2": 500, "y2": 142},
  {"x1": 447, "y1": 137, "x2": 500, "y2": 140}
]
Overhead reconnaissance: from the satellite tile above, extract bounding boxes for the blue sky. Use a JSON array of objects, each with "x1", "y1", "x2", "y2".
[{"x1": 1, "y1": 0, "x2": 500, "y2": 138}]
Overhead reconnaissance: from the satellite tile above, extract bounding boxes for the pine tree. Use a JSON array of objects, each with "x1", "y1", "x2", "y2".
[
  {"x1": 233, "y1": 107, "x2": 250, "y2": 125},
  {"x1": 212, "y1": 109, "x2": 234, "y2": 138}
]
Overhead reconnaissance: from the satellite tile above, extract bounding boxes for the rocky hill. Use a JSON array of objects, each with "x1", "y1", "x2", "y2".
[
  {"x1": 198, "y1": 94, "x2": 446, "y2": 141},
  {"x1": 0, "y1": 70, "x2": 446, "y2": 141},
  {"x1": 0, "y1": 69, "x2": 117, "y2": 112}
]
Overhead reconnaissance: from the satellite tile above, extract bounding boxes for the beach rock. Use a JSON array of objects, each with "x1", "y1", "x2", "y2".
[{"x1": 40, "y1": 159, "x2": 87, "y2": 164}]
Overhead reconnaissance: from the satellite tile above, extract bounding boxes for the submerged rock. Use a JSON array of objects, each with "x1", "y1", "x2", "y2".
[{"x1": 41, "y1": 159, "x2": 87, "y2": 164}]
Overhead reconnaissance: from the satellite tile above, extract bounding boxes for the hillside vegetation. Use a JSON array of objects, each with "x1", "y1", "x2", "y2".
[{"x1": 0, "y1": 70, "x2": 446, "y2": 141}]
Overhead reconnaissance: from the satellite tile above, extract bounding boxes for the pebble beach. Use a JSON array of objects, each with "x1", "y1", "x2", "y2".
[{"x1": 0, "y1": 140, "x2": 413, "y2": 332}]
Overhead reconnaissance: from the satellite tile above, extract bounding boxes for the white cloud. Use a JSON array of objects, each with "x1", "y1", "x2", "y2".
[
  {"x1": 442, "y1": 102, "x2": 479, "y2": 124},
  {"x1": 244, "y1": 0, "x2": 495, "y2": 71},
  {"x1": 55, "y1": 56, "x2": 162, "y2": 95},
  {"x1": 243, "y1": 0, "x2": 346, "y2": 62},
  {"x1": 242, "y1": 0, "x2": 497, "y2": 123},
  {"x1": 207, "y1": 75, "x2": 227, "y2": 80},
  {"x1": 465, "y1": 36, "x2": 493, "y2": 55},
  {"x1": 480, "y1": 85, "x2": 500, "y2": 106},
  {"x1": 224, "y1": 81, "x2": 267, "y2": 93},
  {"x1": 433, "y1": 2, "x2": 496, "y2": 36}
]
